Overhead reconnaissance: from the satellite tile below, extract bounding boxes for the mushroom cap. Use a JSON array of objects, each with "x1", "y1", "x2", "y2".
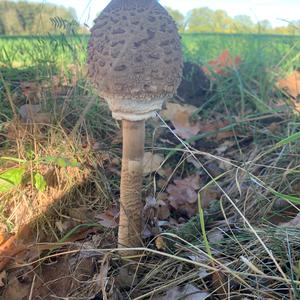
[{"x1": 87, "y1": 0, "x2": 183, "y2": 121}]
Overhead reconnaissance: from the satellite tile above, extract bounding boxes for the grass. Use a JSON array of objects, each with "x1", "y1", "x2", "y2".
[{"x1": 0, "y1": 32, "x2": 300, "y2": 299}]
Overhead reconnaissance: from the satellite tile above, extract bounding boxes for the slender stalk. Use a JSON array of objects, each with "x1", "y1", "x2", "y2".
[{"x1": 118, "y1": 120, "x2": 145, "y2": 253}]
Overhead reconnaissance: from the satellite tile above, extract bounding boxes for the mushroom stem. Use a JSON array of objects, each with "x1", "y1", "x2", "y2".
[{"x1": 118, "y1": 119, "x2": 145, "y2": 252}]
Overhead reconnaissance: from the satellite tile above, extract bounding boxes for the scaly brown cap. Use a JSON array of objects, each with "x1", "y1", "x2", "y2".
[{"x1": 87, "y1": 0, "x2": 183, "y2": 120}]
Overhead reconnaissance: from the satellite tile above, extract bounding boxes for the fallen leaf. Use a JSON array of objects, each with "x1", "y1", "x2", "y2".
[
  {"x1": 19, "y1": 104, "x2": 41, "y2": 120},
  {"x1": 55, "y1": 220, "x2": 71, "y2": 233},
  {"x1": 2, "y1": 274, "x2": 31, "y2": 300},
  {"x1": 0, "y1": 270, "x2": 6, "y2": 287},
  {"x1": 20, "y1": 81, "x2": 41, "y2": 102},
  {"x1": 203, "y1": 50, "x2": 241, "y2": 80},
  {"x1": 153, "y1": 283, "x2": 209, "y2": 300},
  {"x1": 266, "y1": 122, "x2": 280, "y2": 134},
  {"x1": 207, "y1": 228, "x2": 224, "y2": 243},
  {"x1": 199, "y1": 119, "x2": 234, "y2": 141},
  {"x1": 143, "y1": 196, "x2": 158, "y2": 223},
  {"x1": 29, "y1": 256, "x2": 74, "y2": 299},
  {"x1": 116, "y1": 265, "x2": 138, "y2": 289},
  {"x1": 162, "y1": 102, "x2": 200, "y2": 139},
  {"x1": 0, "y1": 224, "x2": 9, "y2": 245},
  {"x1": 155, "y1": 236, "x2": 167, "y2": 251},
  {"x1": 143, "y1": 197, "x2": 169, "y2": 237},
  {"x1": 167, "y1": 175, "x2": 201, "y2": 217},
  {"x1": 200, "y1": 188, "x2": 220, "y2": 209},
  {"x1": 277, "y1": 70, "x2": 300, "y2": 98},
  {"x1": 279, "y1": 212, "x2": 300, "y2": 228},
  {"x1": 0, "y1": 235, "x2": 27, "y2": 272},
  {"x1": 96, "y1": 207, "x2": 119, "y2": 228},
  {"x1": 215, "y1": 141, "x2": 231, "y2": 154},
  {"x1": 143, "y1": 197, "x2": 171, "y2": 220},
  {"x1": 19, "y1": 104, "x2": 51, "y2": 124},
  {"x1": 143, "y1": 152, "x2": 164, "y2": 175},
  {"x1": 162, "y1": 102, "x2": 197, "y2": 120},
  {"x1": 211, "y1": 271, "x2": 229, "y2": 298},
  {"x1": 157, "y1": 200, "x2": 170, "y2": 220},
  {"x1": 69, "y1": 207, "x2": 94, "y2": 222},
  {"x1": 142, "y1": 226, "x2": 153, "y2": 239}
]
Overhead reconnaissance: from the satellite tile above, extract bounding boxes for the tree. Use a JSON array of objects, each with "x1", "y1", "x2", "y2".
[
  {"x1": 186, "y1": 7, "x2": 215, "y2": 32},
  {"x1": 256, "y1": 20, "x2": 272, "y2": 33},
  {"x1": 164, "y1": 6, "x2": 186, "y2": 32},
  {"x1": 2, "y1": 8, "x2": 24, "y2": 34},
  {"x1": 0, "y1": 1, "x2": 85, "y2": 35},
  {"x1": 286, "y1": 20, "x2": 300, "y2": 35},
  {"x1": 234, "y1": 15, "x2": 255, "y2": 32},
  {"x1": 213, "y1": 10, "x2": 233, "y2": 33}
]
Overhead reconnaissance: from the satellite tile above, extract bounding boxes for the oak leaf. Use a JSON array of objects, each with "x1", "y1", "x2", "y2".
[
  {"x1": 167, "y1": 175, "x2": 201, "y2": 217},
  {"x1": 277, "y1": 70, "x2": 300, "y2": 98},
  {"x1": 143, "y1": 152, "x2": 165, "y2": 175},
  {"x1": 162, "y1": 102, "x2": 200, "y2": 139}
]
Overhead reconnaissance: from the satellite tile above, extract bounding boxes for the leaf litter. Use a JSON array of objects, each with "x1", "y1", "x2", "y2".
[{"x1": 277, "y1": 70, "x2": 300, "y2": 99}]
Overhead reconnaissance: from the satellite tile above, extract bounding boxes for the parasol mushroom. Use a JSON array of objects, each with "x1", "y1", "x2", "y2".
[{"x1": 87, "y1": 0, "x2": 183, "y2": 253}]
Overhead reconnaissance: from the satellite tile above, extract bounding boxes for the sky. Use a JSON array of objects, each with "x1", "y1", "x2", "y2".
[{"x1": 28, "y1": 0, "x2": 300, "y2": 28}]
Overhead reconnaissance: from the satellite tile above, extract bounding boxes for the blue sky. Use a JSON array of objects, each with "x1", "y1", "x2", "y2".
[{"x1": 29, "y1": 0, "x2": 300, "y2": 27}]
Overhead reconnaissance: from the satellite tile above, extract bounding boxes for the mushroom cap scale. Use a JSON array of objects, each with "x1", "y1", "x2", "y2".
[{"x1": 87, "y1": 0, "x2": 183, "y2": 120}]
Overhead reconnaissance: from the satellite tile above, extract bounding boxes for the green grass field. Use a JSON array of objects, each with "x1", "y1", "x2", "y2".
[
  {"x1": 0, "y1": 32, "x2": 300, "y2": 299},
  {"x1": 1, "y1": 32, "x2": 299, "y2": 66}
]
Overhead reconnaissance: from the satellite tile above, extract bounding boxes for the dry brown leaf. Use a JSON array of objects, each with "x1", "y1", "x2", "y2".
[
  {"x1": 266, "y1": 122, "x2": 280, "y2": 134},
  {"x1": 116, "y1": 265, "x2": 138, "y2": 289},
  {"x1": 20, "y1": 81, "x2": 41, "y2": 102},
  {"x1": 0, "y1": 270, "x2": 6, "y2": 287},
  {"x1": 153, "y1": 283, "x2": 209, "y2": 300},
  {"x1": 0, "y1": 235, "x2": 28, "y2": 272},
  {"x1": 143, "y1": 152, "x2": 164, "y2": 175},
  {"x1": 143, "y1": 196, "x2": 158, "y2": 224},
  {"x1": 157, "y1": 200, "x2": 170, "y2": 220},
  {"x1": 68, "y1": 207, "x2": 94, "y2": 222},
  {"x1": 19, "y1": 104, "x2": 51, "y2": 124},
  {"x1": 0, "y1": 224, "x2": 9, "y2": 245},
  {"x1": 200, "y1": 188, "x2": 220, "y2": 209},
  {"x1": 207, "y1": 228, "x2": 224, "y2": 243},
  {"x1": 279, "y1": 212, "x2": 300, "y2": 228},
  {"x1": 155, "y1": 236, "x2": 167, "y2": 251},
  {"x1": 167, "y1": 175, "x2": 201, "y2": 217},
  {"x1": 30, "y1": 256, "x2": 74, "y2": 299},
  {"x1": 162, "y1": 102, "x2": 200, "y2": 139},
  {"x1": 162, "y1": 102, "x2": 197, "y2": 120},
  {"x1": 211, "y1": 271, "x2": 229, "y2": 298},
  {"x1": 96, "y1": 207, "x2": 119, "y2": 228},
  {"x1": 143, "y1": 197, "x2": 170, "y2": 222},
  {"x1": 2, "y1": 274, "x2": 31, "y2": 300},
  {"x1": 55, "y1": 220, "x2": 74, "y2": 233},
  {"x1": 199, "y1": 119, "x2": 234, "y2": 141},
  {"x1": 277, "y1": 70, "x2": 300, "y2": 98},
  {"x1": 142, "y1": 197, "x2": 170, "y2": 237}
]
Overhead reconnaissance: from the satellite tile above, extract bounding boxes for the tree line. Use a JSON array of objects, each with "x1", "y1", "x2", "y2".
[
  {"x1": 0, "y1": 1, "x2": 299, "y2": 36},
  {"x1": 0, "y1": 1, "x2": 87, "y2": 35},
  {"x1": 166, "y1": 7, "x2": 300, "y2": 35}
]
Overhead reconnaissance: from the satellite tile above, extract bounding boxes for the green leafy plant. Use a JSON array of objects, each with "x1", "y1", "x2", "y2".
[
  {"x1": 34, "y1": 173, "x2": 47, "y2": 192},
  {"x1": 0, "y1": 156, "x2": 79, "y2": 193},
  {"x1": 0, "y1": 167, "x2": 25, "y2": 192}
]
